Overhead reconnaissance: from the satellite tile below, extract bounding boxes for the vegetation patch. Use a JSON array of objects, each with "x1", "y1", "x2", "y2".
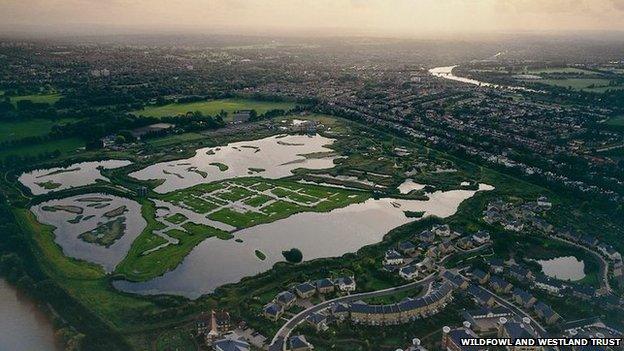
[
  {"x1": 210, "y1": 162, "x2": 229, "y2": 171},
  {"x1": 41, "y1": 204, "x2": 83, "y2": 214},
  {"x1": 164, "y1": 212, "x2": 188, "y2": 224},
  {"x1": 282, "y1": 248, "x2": 303, "y2": 263},
  {"x1": 79, "y1": 217, "x2": 127, "y2": 247},
  {"x1": 135, "y1": 98, "x2": 296, "y2": 119},
  {"x1": 36, "y1": 180, "x2": 62, "y2": 190},
  {"x1": 255, "y1": 250, "x2": 266, "y2": 261},
  {"x1": 103, "y1": 205, "x2": 128, "y2": 218}
]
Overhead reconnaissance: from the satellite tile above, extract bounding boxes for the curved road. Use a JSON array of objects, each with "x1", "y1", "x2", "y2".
[{"x1": 270, "y1": 273, "x2": 437, "y2": 348}]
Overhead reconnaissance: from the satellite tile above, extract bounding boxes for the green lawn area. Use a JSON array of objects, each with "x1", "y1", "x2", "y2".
[
  {"x1": 0, "y1": 118, "x2": 76, "y2": 143},
  {"x1": 0, "y1": 137, "x2": 84, "y2": 159},
  {"x1": 536, "y1": 78, "x2": 618, "y2": 91},
  {"x1": 135, "y1": 98, "x2": 297, "y2": 119},
  {"x1": 527, "y1": 67, "x2": 593, "y2": 74},
  {"x1": 164, "y1": 213, "x2": 188, "y2": 224},
  {"x1": 10, "y1": 93, "x2": 62, "y2": 106},
  {"x1": 144, "y1": 132, "x2": 205, "y2": 147},
  {"x1": 606, "y1": 115, "x2": 624, "y2": 127}
]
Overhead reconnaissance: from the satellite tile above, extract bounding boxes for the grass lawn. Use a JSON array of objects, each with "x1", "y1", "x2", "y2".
[
  {"x1": 164, "y1": 213, "x2": 188, "y2": 224},
  {"x1": 135, "y1": 98, "x2": 297, "y2": 119},
  {"x1": 145, "y1": 132, "x2": 205, "y2": 148},
  {"x1": 606, "y1": 115, "x2": 624, "y2": 127},
  {"x1": 536, "y1": 78, "x2": 616, "y2": 91},
  {"x1": 0, "y1": 137, "x2": 84, "y2": 159},
  {"x1": 527, "y1": 67, "x2": 593, "y2": 75},
  {"x1": 0, "y1": 118, "x2": 77, "y2": 143},
  {"x1": 10, "y1": 93, "x2": 62, "y2": 106}
]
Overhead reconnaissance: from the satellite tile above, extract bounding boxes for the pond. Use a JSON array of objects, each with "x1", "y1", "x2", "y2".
[
  {"x1": 31, "y1": 194, "x2": 146, "y2": 272},
  {"x1": 19, "y1": 160, "x2": 132, "y2": 195},
  {"x1": 0, "y1": 279, "x2": 59, "y2": 351},
  {"x1": 130, "y1": 134, "x2": 338, "y2": 193},
  {"x1": 114, "y1": 184, "x2": 493, "y2": 299},
  {"x1": 537, "y1": 256, "x2": 586, "y2": 281}
]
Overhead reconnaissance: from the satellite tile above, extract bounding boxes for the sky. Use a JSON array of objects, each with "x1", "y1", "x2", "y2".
[{"x1": 1, "y1": 0, "x2": 624, "y2": 37}]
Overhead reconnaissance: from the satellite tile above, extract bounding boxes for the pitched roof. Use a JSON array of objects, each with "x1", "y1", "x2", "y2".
[
  {"x1": 263, "y1": 303, "x2": 282, "y2": 316},
  {"x1": 316, "y1": 278, "x2": 333, "y2": 288},
  {"x1": 214, "y1": 339, "x2": 250, "y2": 351},
  {"x1": 295, "y1": 282, "x2": 316, "y2": 293},
  {"x1": 276, "y1": 291, "x2": 296, "y2": 303}
]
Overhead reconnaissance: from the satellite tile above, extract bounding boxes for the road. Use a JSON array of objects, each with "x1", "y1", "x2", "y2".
[{"x1": 269, "y1": 272, "x2": 437, "y2": 349}]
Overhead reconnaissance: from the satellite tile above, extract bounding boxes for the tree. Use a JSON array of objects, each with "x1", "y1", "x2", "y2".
[{"x1": 282, "y1": 248, "x2": 303, "y2": 263}]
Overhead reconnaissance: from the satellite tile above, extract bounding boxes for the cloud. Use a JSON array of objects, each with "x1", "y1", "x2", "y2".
[{"x1": 0, "y1": 0, "x2": 623, "y2": 35}]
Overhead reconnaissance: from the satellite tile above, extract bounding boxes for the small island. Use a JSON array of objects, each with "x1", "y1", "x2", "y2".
[{"x1": 282, "y1": 248, "x2": 303, "y2": 263}]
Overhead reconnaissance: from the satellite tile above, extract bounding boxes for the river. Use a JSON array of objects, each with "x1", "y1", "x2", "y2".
[
  {"x1": 0, "y1": 279, "x2": 59, "y2": 351},
  {"x1": 429, "y1": 65, "x2": 538, "y2": 92}
]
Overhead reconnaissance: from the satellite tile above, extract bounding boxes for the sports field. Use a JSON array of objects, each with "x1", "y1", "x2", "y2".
[
  {"x1": 134, "y1": 98, "x2": 297, "y2": 119},
  {"x1": 10, "y1": 93, "x2": 62, "y2": 106},
  {"x1": 0, "y1": 118, "x2": 76, "y2": 143}
]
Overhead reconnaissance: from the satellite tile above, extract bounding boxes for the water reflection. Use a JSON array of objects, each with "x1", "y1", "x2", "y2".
[
  {"x1": 19, "y1": 160, "x2": 132, "y2": 195},
  {"x1": 537, "y1": 256, "x2": 586, "y2": 281},
  {"x1": 130, "y1": 134, "x2": 338, "y2": 193},
  {"x1": 31, "y1": 194, "x2": 146, "y2": 272},
  {"x1": 115, "y1": 184, "x2": 493, "y2": 298}
]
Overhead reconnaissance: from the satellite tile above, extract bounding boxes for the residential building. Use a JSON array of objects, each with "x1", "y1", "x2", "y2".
[
  {"x1": 471, "y1": 269, "x2": 490, "y2": 284},
  {"x1": 384, "y1": 249, "x2": 404, "y2": 266},
  {"x1": 398, "y1": 241, "x2": 417, "y2": 256},
  {"x1": 276, "y1": 291, "x2": 296, "y2": 308},
  {"x1": 442, "y1": 325, "x2": 486, "y2": 351},
  {"x1": 534, "y1": 302, "x2": 561, "y2": 324},
  {"x1": 295, "y1": 283, "x2": 316, "y2": 299},
  {"x1": 263, "y1": 303, "x2": 283, "y2": 322},
  {"x1": 512, "y1": 288, "x2": 537, "y2": 308},
  {"x1": 472, "y1": 231, "x2": 491, "y2": 244},
  {"x1": 316, "y1": 278, "x2": 335, "y2": 294},
  {"x1": 213, "y1": 338, "x2": 250, "y2": 351},
  {"x1": 334, "y1": 276, "x2": 356, "y2": 292},
  {"x1": 289, "y1": 335, "x2": 314, "y2": 351},
  {"x1": 489, "y1": 276, "x2": 513, "y2": 294},
  {"x1": 498, "y1": 319, "x2": 543, "y2": 351},
  {"x1": 399, "y1": 265, "x2": 420, "y2": 281}
]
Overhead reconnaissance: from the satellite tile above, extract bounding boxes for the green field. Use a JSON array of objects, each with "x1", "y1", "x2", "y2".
[
  {"x1": 536, "y1": 78, "x2": 620, "y2": 91},
  {"x1": 527, "y1": 67, "x2": 593, "y2": 75},
  {"x1": 0, "y1": 118, "x2": 77, "y2": 143},
  {"x1": 0, "y1": 137, "x2": 84, "y2": 159},
  {"x1": 135, "y1": 98, "x2": 297, "y2": 119},
  {"x1": 606, "y1": 115, "x2": 624, "y2": 127},
  {"x1": 162, "y1": 178, "x2": 370, "y2": 230},
  {"x1": 10, "y1": 93, "x2": 62, "y2": 106}
]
